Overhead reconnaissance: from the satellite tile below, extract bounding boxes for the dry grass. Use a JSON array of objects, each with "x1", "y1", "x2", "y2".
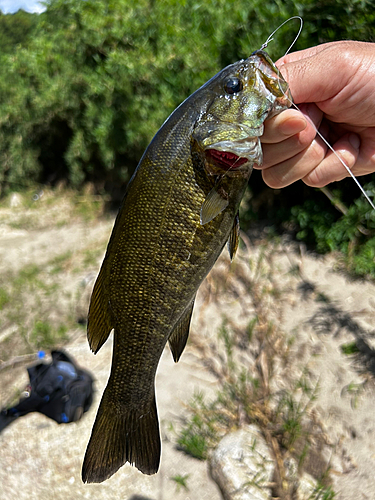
[{"x1": 181, "y1": 243, "x2": 336, "y2": 499}]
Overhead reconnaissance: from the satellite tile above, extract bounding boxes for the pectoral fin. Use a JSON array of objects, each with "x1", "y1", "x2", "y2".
[
  {"x1": 168, "y1": 299, "x2": 195, "y2": 362},
  {"x1": 200, "y1": 187, "x2": 229, "y2": 225},
  {"x1": 227, "y1": 212, "x2": 240, "y2": 260},
  {"x1": 87, "y1": 264, "x2": 113, "y2": 354}
]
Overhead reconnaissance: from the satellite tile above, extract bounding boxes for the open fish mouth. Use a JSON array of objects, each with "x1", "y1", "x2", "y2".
[
  {"x1": 205, "y1": 149, "x2": 248, "y2": 170},
  {"x1": 205, "y1": 136, "x2": 261, "y2": 172}
]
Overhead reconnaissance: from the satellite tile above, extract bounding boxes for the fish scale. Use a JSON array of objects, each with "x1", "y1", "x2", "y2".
[{"x1": 82, "y1": 50, "x2": 291, "y2": 483}]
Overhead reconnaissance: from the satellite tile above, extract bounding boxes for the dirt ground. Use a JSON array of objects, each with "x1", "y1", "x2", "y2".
[{"x1": 0, "y1": 192, "x2": 375, "y2": 499}]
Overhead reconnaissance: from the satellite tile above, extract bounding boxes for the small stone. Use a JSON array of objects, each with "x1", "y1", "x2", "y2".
[
  {"x1": 296, "y1": 472, "x2": 317, "y2": 500},
  {"x1": 209, "y1": 425, "x2": 274, "y2": 500},
  {"x1": 284, "y1": 456, "x2": 298, "y2": 484}
]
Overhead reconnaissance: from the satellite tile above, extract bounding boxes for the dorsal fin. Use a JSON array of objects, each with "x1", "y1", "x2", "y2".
[{"x1": 87, "y1": 264, "x2": 113, "y2": 354}]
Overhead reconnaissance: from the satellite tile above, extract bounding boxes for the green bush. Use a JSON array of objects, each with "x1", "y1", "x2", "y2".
[
  {"x1": 1, "y1": 0, "x2": 373, "y2": 193},
  {"x1": 290, "y1": 183, "x2": 375, "y2": 277},
  {"x1": 0, "y1": 0, "x2": 374, "y2": 275}
]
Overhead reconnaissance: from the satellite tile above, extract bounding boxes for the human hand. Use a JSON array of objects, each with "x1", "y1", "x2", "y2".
[{"x1": 259, "y1": 41, "x2": 375, "y2": 188}]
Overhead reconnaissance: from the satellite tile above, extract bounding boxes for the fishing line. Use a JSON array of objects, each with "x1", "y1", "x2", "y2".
[
  {"x1": 260, "y1": 16, "x2": 303, "y2": 56},
  {"x1": 294, "y1": 102, "x2": 375, "y2": 210}
]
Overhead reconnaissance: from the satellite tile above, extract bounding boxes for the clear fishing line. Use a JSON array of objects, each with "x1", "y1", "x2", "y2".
[
  {"x1": 260, "y1": 16, "x2": 303, "y2": 56},
  {"x1": 289, "y1": 102, "x2": 375, "y2": 211}
]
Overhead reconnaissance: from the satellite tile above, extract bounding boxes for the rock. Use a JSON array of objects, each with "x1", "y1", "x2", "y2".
[
  {"x1": 283, "y1": 458, "x2": 319, "y2": 500},
  {"x1": 283, "y1": 456, "x2": 299, "y2": 488},
  {"x1": 296, "y1": 472, "x2": 318, "y2": 500},
  {"x1": 209, "y1": 425, "x2": 274, "y2": 500}
]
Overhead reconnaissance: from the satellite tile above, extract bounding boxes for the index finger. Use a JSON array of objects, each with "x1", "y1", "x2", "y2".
[{"x1": 275, "y1": 41, "x2": 341, "y2": 67}]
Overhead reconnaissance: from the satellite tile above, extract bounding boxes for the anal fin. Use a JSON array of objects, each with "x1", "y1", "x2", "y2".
[
  {"x1": 87, "y1": 264, "x2": 113, "y2": 354},
  {"x1": 227, "y1": 212, "x2": 240, "y2": 260},
  {"x1": 168, "y1": 299, "x2": 195, "y2": 362}
]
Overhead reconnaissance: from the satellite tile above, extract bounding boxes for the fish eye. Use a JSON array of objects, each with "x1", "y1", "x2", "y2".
[{"x1": 224, "y1": 77, "x2": 243, "y2": 95}]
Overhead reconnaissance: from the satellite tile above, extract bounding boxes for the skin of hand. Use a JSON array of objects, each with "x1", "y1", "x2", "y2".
[{"x1": 259, "y1": 41, "x2": 375, "y2": 188}]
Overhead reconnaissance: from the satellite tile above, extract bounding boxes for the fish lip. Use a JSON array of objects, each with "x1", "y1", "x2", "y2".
[
  {"x1": 204, "y1": 136, "x2": 262, "y2": 173},
  {"x1": 205, "y1": 136, "x2": 260, "y2": 160},
  {"x1": 204, "y1": 149, "x2": 249, "y2": 171},
  {"x1": 247, "y1": 50, "x2": 292, "y2": 105}
]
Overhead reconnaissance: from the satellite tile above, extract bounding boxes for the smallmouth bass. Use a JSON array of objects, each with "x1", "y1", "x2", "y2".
[{"x1": 82, "y1": 50, "x2": 291, "y2": 483}]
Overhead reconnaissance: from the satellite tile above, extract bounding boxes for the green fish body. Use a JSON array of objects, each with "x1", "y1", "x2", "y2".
[{"x1": 82, "y1": 50, "x2": 291, "y2": 483}]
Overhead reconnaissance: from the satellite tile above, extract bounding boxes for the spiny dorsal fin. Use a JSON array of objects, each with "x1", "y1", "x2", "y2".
[
  {"x1": 227, "y1": 212, "x2": 240, "y2": 260},
  {"x1": 87, "y1": 264, "x2": 113, "y2": 354},
  {"x1": 200, "y1": 187, "x2": 229, "y2": 225},
  {"x1": 168, "y1": 299, "x2": 195, "y2": 362}
]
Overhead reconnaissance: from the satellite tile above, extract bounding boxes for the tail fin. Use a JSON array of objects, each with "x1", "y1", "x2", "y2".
[{"x1": 82, "y1": 390, "x2": 161, "y2": 483}]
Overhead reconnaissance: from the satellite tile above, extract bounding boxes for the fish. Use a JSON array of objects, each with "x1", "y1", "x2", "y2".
[{"x1": 81, "y1": 49, "x2": 291, "y2": 483}]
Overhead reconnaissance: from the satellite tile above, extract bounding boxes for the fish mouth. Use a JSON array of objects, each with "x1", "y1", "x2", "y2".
[
  {"x1": 205, "y1": 136, "x2": 261, "y2": 172},
  {"x1": 205, "y1": 149, "x2": 248, "y2": 170},
  {"x1": 249, "y1": 50, "x2": 292, "y2": 107}
]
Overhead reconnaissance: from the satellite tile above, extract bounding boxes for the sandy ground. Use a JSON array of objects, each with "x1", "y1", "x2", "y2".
[
  {"x1": 0, "y1": 213, "x2": 222, "y2": 500},
  {"x1": 0, "y1": 339, "x2": 222, "y2": 500},
  {"x1": 280, "y1": 246, "x2": 375, "y2": 500},
  {"x1": 0, "y1": 205, "x2": 375, "y2": 499}
]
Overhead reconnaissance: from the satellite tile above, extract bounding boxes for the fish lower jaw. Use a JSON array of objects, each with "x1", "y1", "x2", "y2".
[{"x1": 205, "y1": 136, "x2": 262, "y2": 167}]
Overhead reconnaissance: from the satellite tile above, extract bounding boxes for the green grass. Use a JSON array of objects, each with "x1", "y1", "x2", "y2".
[
  {"x1": 83, "y1": 248, "x2": 104, "y2": 267},
  {"x1": 73, "y1": 194, "x2": 106, "y2": 222},
  {"x1": 246, "y1": 316, "x2": 258, "y2": 343},
  {"x1": 0, "y1": 187, "x2": 107, "y2": 230},
  {"x1": 49, "y1": 251, "x2": 73, "y2": 274},
  {"x1": 0, "y1": 287, "x2": 10, "y2": 310},
  {"x1": 16, "y1": 264, "x2": 41, "y2": 283},
  {"x1": 177, "y1": 392, "x2": 219, "y2": 460},
  {"x1": 312, "y1": 484, "x2": 336, "y2": 499},
  {"x1": 276, "y1": 376, "x2": 319, "y2": 452},
  {"x1": 170, "y1": 474, "x2": 189, "y2": 492},
  {"x1": 30, "y1": 320, "x2": 68, "y2": 349},
  {"x1": 0, "y1": 264, "x2": 74, "y2": 357},
  {"x1": 316, "y1": 293, "x2": 330, "y2": 303},
  {"x1": 0, "y1": 186, "x2": 110, "y2": 361},
  {"x1": 0, "y1": 211, "x2": 106, "y2": 360},
  {"x1": 340, "y1": 341, "x2": 359, "y2": 356}
]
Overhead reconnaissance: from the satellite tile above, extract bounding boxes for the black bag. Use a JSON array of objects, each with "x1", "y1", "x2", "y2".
[{"x1": 1, "y1": 350, "x2": 94, "y2": 428}]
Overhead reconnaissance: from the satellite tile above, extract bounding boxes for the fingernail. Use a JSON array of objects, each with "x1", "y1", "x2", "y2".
[{"x1": 349, "y1": 133, "x2": 360, "y2": 150}]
